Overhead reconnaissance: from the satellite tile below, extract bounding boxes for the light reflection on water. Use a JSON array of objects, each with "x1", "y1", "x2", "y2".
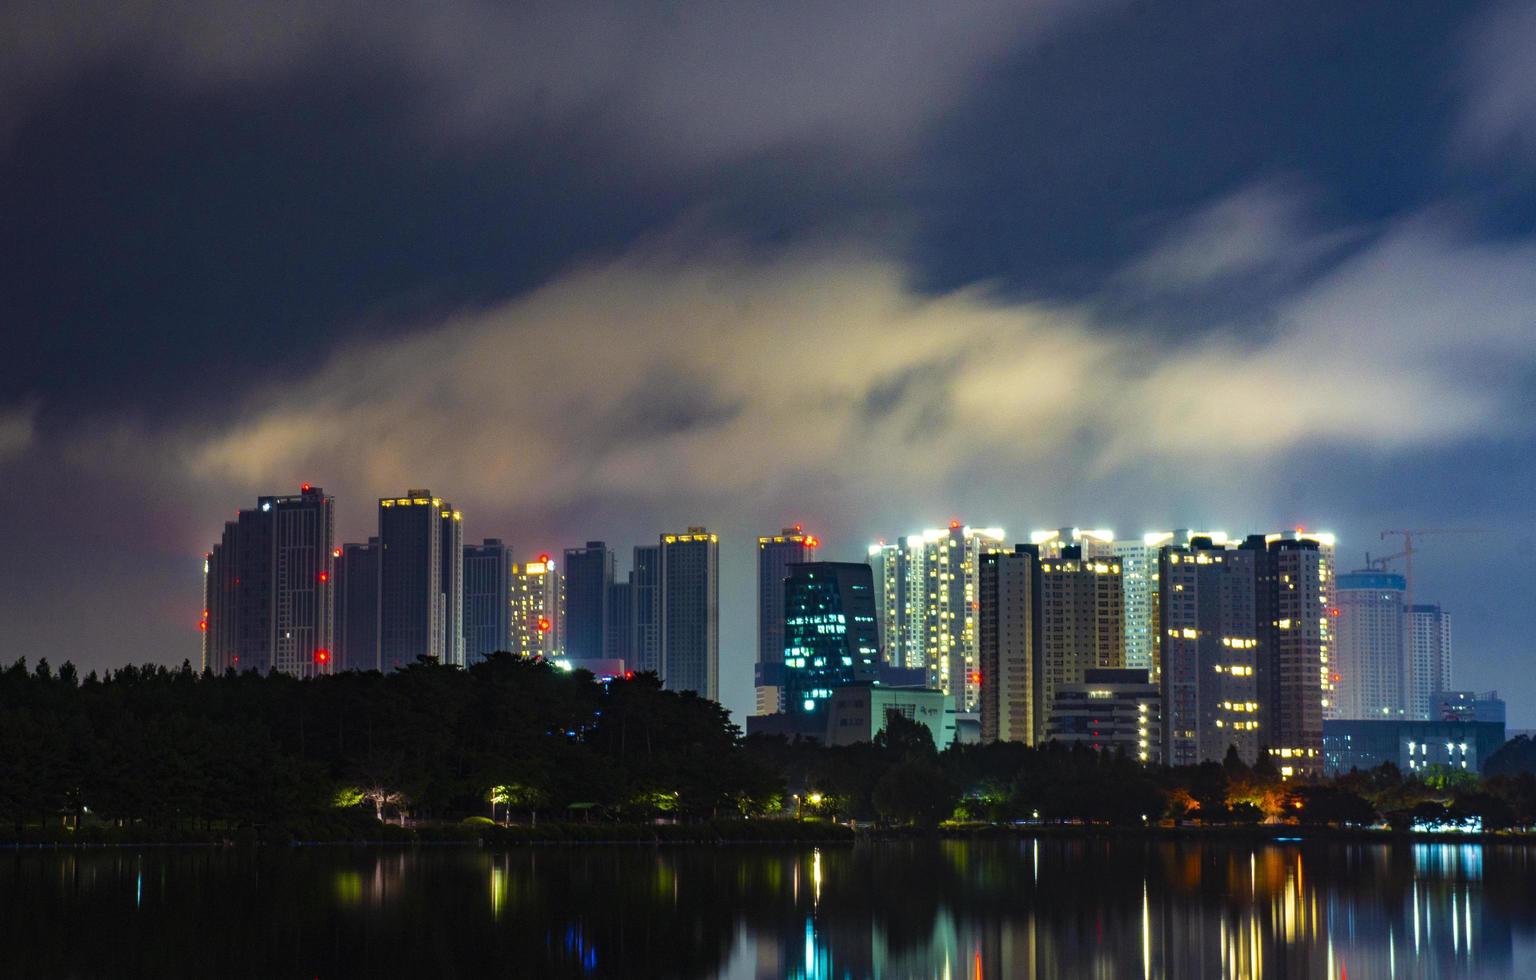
[{"x1": 1, "y1": 840, "x2": 1533, "y2": 977}]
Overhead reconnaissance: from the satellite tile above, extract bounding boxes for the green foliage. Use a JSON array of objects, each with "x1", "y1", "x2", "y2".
[{"x1": 0, "y1": 654, "x2": 779, "y2": 838}]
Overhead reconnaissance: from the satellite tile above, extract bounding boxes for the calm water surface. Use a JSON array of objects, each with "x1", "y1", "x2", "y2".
[{"x1": 2, "y1": 839, "x2": 1532, "y2": 978}]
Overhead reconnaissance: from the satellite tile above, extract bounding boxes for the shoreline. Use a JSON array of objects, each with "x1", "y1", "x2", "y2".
[{"x1": 3, "y1": 822, "x2": 1532, "y2": 850}]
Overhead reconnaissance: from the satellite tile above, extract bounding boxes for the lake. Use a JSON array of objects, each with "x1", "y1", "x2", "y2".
[{"x1": 2, "y1": 838, "x2": 1532, "y2": 977}]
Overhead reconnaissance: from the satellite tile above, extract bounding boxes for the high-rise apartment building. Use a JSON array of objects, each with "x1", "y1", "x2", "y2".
[
  {"x1": 463, "y1": 538, "x2": 513, "y2": 665},
  {"x1": 439, "y1": 502, "x2": 464, "y2": 667},
  {"x1": 335, "y1": 537, "x2": 380, "y2": 672},
  {"x1": 659, "y1": 528, "x2": 719, "y2": 699},
  {"x1": 1159, "y1": 539, "x2": 1260, "y2": 767},
  {"x1": 1157, "y1": 531, "x2": 1334, "y2": 775},
  {"x1": 202, "y1": 484, "x2": 335, "y2": 677},
  {"x1": 868, "y1": 523, "x2": 1005, "y2": 711},
  {"x1": 509, "y1": 553, "x2": 562, "y2": 660},
  {"x1": 868, "y1": 536, "x2": 926, "y2": 671},
  {"x1": 1334, "y1": 570, "x2": 1407, "y2": 719},
  {"x1": 563, "y1": 541, "x2": 614, "y2": 662},
  {"x1": 978, "y1": 546, "x2": 1038, "y2": 744},
  {"x1": 1122, "y1": 530, "x2": 1230, "y2": 678},
  {"x1": 1406, "y1": 604, "x2": 1453, "y2": 721},
  {"x1": 1250, "y1": 533, "x2": 1330, "y2": 776},
  {"x1": 1037, "y1": 547, "x2": 1125, "y2": 743},
  {"x1": 631, "y1": 544, "x2": 661, "y2": 675},
  {"x1": 781, "y1": 562, "x2": 880, "y2": 715},
  {"x1": 757, "y1": 526, "x2": 817, "y2": 714},
  {"x1": 607, "y1": 577, "x2": 633, "y2": 666},
  {"x1": 377, "y1": 490, "x2": 463, "y2": 669}
]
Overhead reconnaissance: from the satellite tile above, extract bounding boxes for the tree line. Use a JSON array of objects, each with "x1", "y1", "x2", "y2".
[{"x1": 3, "y1": 654, "x2": 1535, "y2": 840}]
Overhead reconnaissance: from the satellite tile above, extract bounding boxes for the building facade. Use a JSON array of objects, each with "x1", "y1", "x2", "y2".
[
  {"x1": 1046, "y1": 668, "x2": 1161, "y2": 763},
  {"x1": 869, "y1": 523, "x2": 1006, "y2": 711},
  {"x1": 509, "y1": 554, "x2": 563, "y2": 660},
  {"x1": 757, "y1": 527, "x2": 817, "y2": 714},
  {"x1": 1333, "y1": 570, "x2": 1407, "y2": 719},
  {"x1": 1250, "y1": 533, "x2": 1331, "y2": 776},
  {"x1": 607, "y1": 577, "x2": 633, "y2": 667},
  {"x1": 631, "y1": 544, "x2": 661, "y2": 675},
  {"x1": 202, "y1": 484, "x2": 335, "y2": 677},
  {"x1": 978, "y1": 546, "x2": 1038, "y2": 744},
  {"x1": 462, "y1": 538, "x2": 513, "y2": 665},
  {"x1": 823, "y1": 684, "x2": 951, "y2": 748},
  {"x1": 1406, "y1": 604, "x2": 1453, "y2": 721},
  {"x1": 781, "y1": 562, "x2": 880, "y2": 716},
  {"x1": 377, "y1": 490, "x2": 462, "y2": 669},
  {"x1": 1323, "y1": 719, "x2": 1504, "y2": 776},
  {"x1": 1159, "y1": 539, "x2": 1261, "y2": 767},
  {"x1": 335, "y1": 537, "x2": 380, "y2": 672},
  {"x1": 659, "y1": 528, "x2": 719, "y2": 699},
  {"x1": 563, "y1": 541, "x2": 614, "y2": 662},
  {"x1": 1037, "y1": 547, "x2": 1125, "y2": 744}
]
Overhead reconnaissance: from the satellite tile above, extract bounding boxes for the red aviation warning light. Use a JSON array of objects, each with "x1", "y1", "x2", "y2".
[
  {"x1": 332, "y1": 547, "x2": 343, "y2": 558},
  {"x1": 805, "y1": 536, "x2": 819, "y2": 548},
  {"x1": 537, "y1": 553, "x2": 551, "y2": 564},
  {"x1": 318, "y1": 571, "x2": 329, "y2": 583},
  {"x1": 950, "y1": 519, "x2": 962, "y2": 530},
  {"x1": 300, "y1": 483, "x2": 313, "y2": 493},
  {"x1": 537, "y1": 616, "x2": 552, "y2": 633},
  {"x1": 314, "y1": 649, "x2": 331, "y2": 665}
]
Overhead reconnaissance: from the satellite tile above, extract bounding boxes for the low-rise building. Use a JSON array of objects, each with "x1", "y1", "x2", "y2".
[
  {"x1": 1046, "y1": 668, "x2": 1160, "y2": 763},
  {"x1": 1322, "y1": 719, "x2": 1505, "y2": 776}
]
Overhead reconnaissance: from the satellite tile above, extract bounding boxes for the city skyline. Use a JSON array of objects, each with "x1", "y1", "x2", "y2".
[{"x1": 192, "y1": 481, "x2": 1489, "y2": 731}]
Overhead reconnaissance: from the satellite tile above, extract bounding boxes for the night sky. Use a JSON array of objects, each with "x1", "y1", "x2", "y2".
[{"x1": 4, "y1": 1, "x2": 1536, "y2": 725}]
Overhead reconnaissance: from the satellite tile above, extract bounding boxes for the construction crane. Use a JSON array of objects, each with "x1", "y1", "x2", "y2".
[{"x1": 1378, "y1": 528, "x2": 1491, "y2": 612}]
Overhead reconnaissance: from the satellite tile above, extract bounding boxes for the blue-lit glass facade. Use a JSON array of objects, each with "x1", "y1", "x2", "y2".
[{"x1": 783, "y1": 562, "x2": 881, "y2": 714}]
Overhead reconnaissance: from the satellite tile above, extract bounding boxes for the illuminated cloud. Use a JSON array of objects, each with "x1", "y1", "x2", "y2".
[
  {"x1": 1121, "y1": 180, "x2": 1360, "y2": 296},
  {"x1": 129, "y1": 206, "x2": 1534, "y2": 529}
]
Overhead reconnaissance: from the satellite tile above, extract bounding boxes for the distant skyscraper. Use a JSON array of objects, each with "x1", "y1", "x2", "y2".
[
  {"x1": 1123, "y1": 530, "x2": 1231, "y2": 678},
  {"x1": 563, "y1": 541, "x2": 614, "y2": 662},
  {"x1": 202, "y1": 484, "x2": 335, "y2": 677},
  {"x1": 1406, "y1": 604, "x2": 1453, "y2": 720},
  {"x1": 1334, "y1": 570, "x2": 1407, "y2": 719},
  {"x1": 978, "y1": 546, "x2": 1038, "y2": 744},
  {"x1": 869, "y1": 523, "x2": 1005, "y2": 711},
  {"x1": 757, "y1": 526, "x2": 818, "y2": 714},
  {"x1": 1249, "y1": 533, "x2": 1331, "y2": 776},
  {"x1": 1036, "y1": 546, "x2": 1125, "y2": 743},
  {"x1": 1159, "y1": 538, "x2": 1260, "y2": 767},
  {"x1": 439, "y1": 502, "x2": 464, "y2": 667},
  {"x1": 509, "y1": 553, "x2": 562, "y2": 659},
  {"x1": 1157, "y1": 531, "x2": 1334, "y2": 775},
  {"x1": 335, "y1": 537, "x2": 380, "y2": 672},
  {"x1": 607, "y1": 577, "x2": 633, "y2": 666},
  {"x1": 659, "y1": 527, "x2": 719, "y2": 700},
  {"x1": 868, "y1": 536, "x2": 926, "y2": 671},
  {"x1": 463, "y1": 538, "x2": 513, "y2": 665},
  {"x1": 781, "y1": 562, "x2": 880, "y2": 715},
  {"x1": 631, "y1": 544, "x2": 661, "y2": 675},
  {"x1": 378, "y1": 489, "x2": 462, "y2": 670}
]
